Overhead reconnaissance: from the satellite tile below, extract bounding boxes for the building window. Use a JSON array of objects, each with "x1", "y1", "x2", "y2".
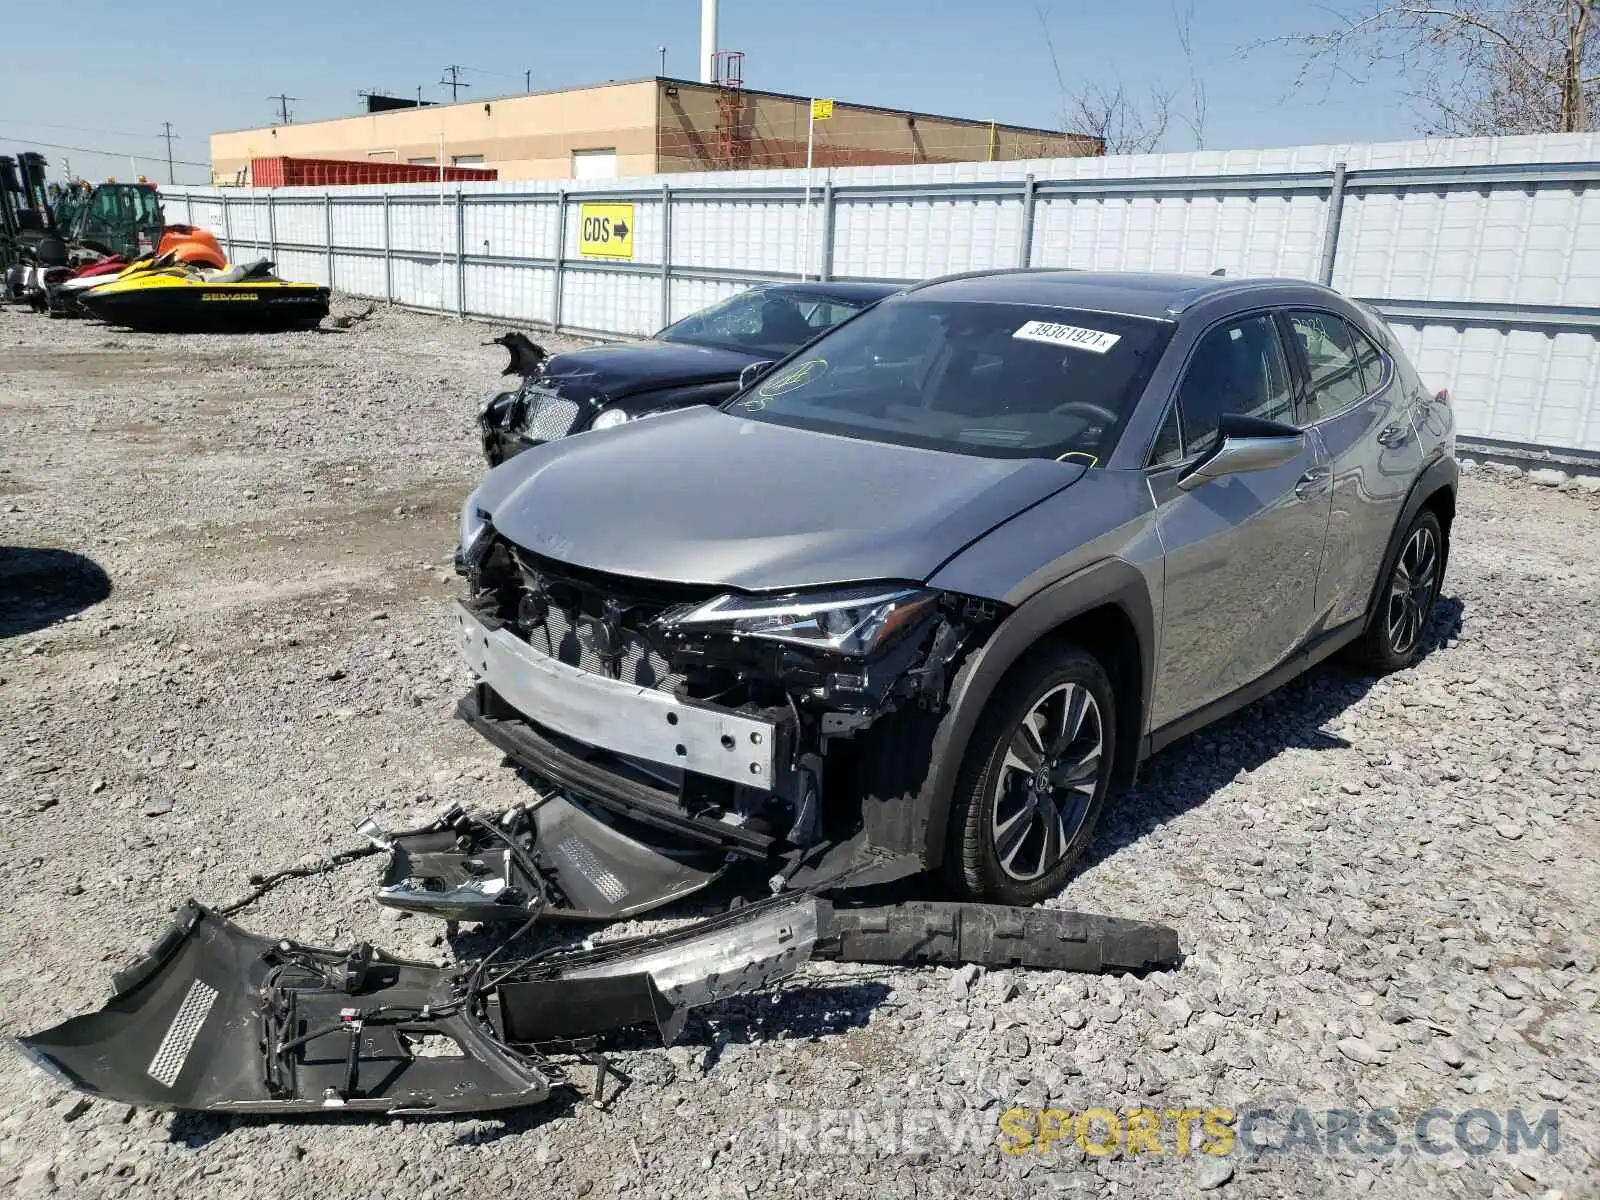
[
  {"x1": 407, "y1": 157, "x2": 437, "y2": 166},
  {"x1": 451, "y1": 154, "x2": 485, "y2": 165},
  {"x1": 571, "y1": 148, "x2": 618, "y2": 180},
  {"x1": 367, "y1": 150, "x2": 398, "y2": 161}
]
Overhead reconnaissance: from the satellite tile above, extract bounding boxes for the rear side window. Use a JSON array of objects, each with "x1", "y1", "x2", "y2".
[
  {"x1": 1290, "y1": 311, "x2": 1367, "y2": 422},
  {"x1": 1160, "y1": 314, "x2": 1295, "y2": 461},
  {"x1": 1351, "y1": 326, "x2": 1387, "y2": 395}
]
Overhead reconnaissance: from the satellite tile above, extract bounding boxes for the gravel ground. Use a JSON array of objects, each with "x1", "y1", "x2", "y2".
[{"x1": 0, "y1": 300, "x2": 1596, "y2": 1200}]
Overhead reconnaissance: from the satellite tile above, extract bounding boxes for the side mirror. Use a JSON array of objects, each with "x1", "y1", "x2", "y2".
[
  {"x1": 1177, "y1": 414, "x2": 1304, "y2": 492},
  {"x1": 739, "y1": 360, "x2": 776, "y2": 391}
]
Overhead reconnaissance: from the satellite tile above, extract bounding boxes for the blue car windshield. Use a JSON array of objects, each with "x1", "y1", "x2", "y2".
[{"x1": 724, "y1": 297, "x2": 1174, "y2": 462}]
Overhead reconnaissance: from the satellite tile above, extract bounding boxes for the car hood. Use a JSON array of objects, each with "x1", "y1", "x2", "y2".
[
  {"x1": 537, "y1": 339, "x2": 760, "y2": 398},
  {"x1": 476, "y1": 408, "x2": 1088, "y2": 591}
]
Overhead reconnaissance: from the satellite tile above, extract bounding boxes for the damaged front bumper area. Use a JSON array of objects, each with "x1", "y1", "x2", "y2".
[
  {"x1": 448, "y1": 536, "x2": 997, "y2": 901},
  {"x1": 16, "y1": 895, "x2": 1179, "y2": 1117}
]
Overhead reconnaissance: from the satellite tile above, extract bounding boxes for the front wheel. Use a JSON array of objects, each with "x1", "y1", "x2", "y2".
[
  {"x1": 945, "y1": 644, "x2": 1116, "y2": 906},
  {"x1": 1351, "y1": 509, "x2": 1444, "y2": 672}
]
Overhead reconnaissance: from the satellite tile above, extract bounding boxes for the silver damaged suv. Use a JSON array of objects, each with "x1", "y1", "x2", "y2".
[{"x1": 453, "y1": 269, "x2": 1457, "y2": 909}]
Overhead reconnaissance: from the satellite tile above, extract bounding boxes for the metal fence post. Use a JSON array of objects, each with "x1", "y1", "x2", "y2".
[
  {"x1": 324, "y1": 193, "x2": 335, "y2": 291},
  {"x1": 382, "y1": 194, "x2": 393, "y2": 305},
  {"x1": 552, "y1": 190, "x2": 568, "y2": 333},
  {"x1": 820, "y1": 181, "x2": 836, "y2": 281},
  {"x1": 456, "y1": 188, "x2": 466, "y2": 318},
  {"x1": 1018, "y1": 174, "x2": 1037, "y2": 269},
  {"x1": 220, "y1": 194, "x2": 233, "y2": 260},
  {"x1": 1318, "y1": 161, "x2": 1348, "y2": 287},
  {"x1": 660, "y1": 182, "x2": 672, "y2": 329},
  {"x1": 267, "y1": 192, "x2": 277, "y2": 264}
]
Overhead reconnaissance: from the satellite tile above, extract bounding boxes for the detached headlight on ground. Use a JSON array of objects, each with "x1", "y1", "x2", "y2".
[
  {"x1": 590, "y1": 407, "x2": 631, "y2": 431},
  {"x1": 665, "y1": 585, "x2": 938, "y2": 656}
]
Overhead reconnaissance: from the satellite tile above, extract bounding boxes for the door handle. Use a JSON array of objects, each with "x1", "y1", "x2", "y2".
[
  {"x1": 1376, "y1": 423, "x2": 1410, "y2": 447},
  {"x1": 1294, "y1": 466, "x2": 1331, "y2": 499}
]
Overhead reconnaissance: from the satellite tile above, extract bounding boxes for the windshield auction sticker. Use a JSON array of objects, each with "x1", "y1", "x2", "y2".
[{"x1": 1012, "y1": 321, "x2": 1122, "y2": 353}]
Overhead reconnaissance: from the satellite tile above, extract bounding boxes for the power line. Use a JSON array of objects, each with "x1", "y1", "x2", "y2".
[
  {"x1": 0, "y1": 133, "x2": 210, "y2": 169},
  {"x1": 159, "y1": 122, "x2": 177, "y2": 185},
  {"x1": 268, "y1": 93, "x2": 298, "y2": 125},
  {"x1": 7, "y1": 119, "x2": 175, "y2": 142},
  {"x1": 439, "y1": 65, "x2": 470, "y2": 101}
]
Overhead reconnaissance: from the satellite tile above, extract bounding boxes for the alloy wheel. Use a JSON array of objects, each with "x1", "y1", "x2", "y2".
[
  {"x1": 1385, "y1": 525, "x2": 1439, "y2": 656},
  {"x1": 990, "y1": 682, "x2": 1104, "y2": 882}
]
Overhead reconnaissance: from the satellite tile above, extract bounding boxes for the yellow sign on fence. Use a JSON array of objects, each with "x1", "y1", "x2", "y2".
[
  {"x1": 578, "y1": 203, "x2": 635, "y2": 259},
  {"x1": 811, "y1": 98, "x2": 834, "y2": 121}
]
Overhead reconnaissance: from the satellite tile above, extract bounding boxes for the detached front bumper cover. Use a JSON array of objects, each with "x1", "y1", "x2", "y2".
[{"x1": 16, "y1": 891, "x2": 1179, "y2": 1117}]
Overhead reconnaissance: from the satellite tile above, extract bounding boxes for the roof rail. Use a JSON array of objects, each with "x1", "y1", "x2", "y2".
[{"x1": 902, "y1": 266, "x2": 1069, "y2": 294}]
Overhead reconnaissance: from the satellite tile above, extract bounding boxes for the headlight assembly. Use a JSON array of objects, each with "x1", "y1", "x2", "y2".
[
  {"x1": 664, "y1": 585, "x2": 938, "y2": 657},
  {"x1": 479, "y1": 389, "x2": 516, "y2": 421},
  {"x1": 590, "y1": 407, "x2": 632, "y2": 431},
  {"x1": 459, "y1": 488, "x2": 489, "y2": 554}
]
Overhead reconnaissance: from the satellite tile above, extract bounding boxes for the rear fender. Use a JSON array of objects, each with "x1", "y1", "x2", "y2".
[{"x1": 1361, "y1": 453, "x2": 1458, "y2": 631}]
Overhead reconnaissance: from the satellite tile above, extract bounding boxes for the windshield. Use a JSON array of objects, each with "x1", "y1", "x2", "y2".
[
  {"x1": 726, "y1": 298, "x2": 1175, "y2": 462},
  {"x1": 658, "y1": 287, "x2": 872, "y2": 357}
]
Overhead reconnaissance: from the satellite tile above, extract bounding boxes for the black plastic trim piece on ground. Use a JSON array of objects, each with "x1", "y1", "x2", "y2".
[{"x1": 814, "y1": 901, "x2": 1181, "y2": 974}]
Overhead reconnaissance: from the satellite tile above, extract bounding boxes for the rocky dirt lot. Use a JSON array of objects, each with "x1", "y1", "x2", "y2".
[{"x1": 0, "y1": 301, "x2": 1596, "y2": 1200}]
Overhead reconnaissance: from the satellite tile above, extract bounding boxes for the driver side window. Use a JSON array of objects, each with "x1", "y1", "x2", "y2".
[{"x1": 1151, "y1": 314, "x2": 1294, "y2": 466}]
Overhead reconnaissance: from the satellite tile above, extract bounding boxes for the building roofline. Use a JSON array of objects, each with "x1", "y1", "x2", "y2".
[
  {"x1": 212, "y1": 75, "x2": 1098, "y2": 147},
  {"x1": 210, "y1": 77, "x2": 663, "y2": 138}
]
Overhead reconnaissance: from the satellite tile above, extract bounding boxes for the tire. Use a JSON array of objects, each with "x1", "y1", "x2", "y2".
[
  {"x1": 1350, "y1": 509, "x2": 1444, "y2": 673},
  {"x1": 944, "y1": 642, "x2": 1116, "y2": 906}
]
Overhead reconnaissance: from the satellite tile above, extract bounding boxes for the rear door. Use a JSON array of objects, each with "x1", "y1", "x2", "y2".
[
  {"x1": 1146, "y1": 311, "x2": 1334, "y2": 730},
  {"x1": 1284, "y1": 309, "x2": 1423, "y2": 628}
]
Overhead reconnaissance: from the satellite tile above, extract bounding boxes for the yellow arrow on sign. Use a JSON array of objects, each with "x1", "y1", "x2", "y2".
[{"x1": 811, "y1": 98, "x2": 834, "y2": 121}]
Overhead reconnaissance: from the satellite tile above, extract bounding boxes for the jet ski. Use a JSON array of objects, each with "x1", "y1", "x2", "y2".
[
  {"x1": 47, "y1": 245, "x2": 212, "y2": 318},
  {"x1": 77, "y1": 258, "x2": 330, "y2": 333}
]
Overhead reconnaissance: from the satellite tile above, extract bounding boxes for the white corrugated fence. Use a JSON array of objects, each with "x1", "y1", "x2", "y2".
[{"x1": 162, "y1": 132, "x2": 1600, "y2": 459}]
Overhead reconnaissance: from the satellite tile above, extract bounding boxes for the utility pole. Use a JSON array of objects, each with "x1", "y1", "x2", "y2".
[
  {"x1": 524, "y1": 68, "x2": 532, "y2": 93},
  {"x1": 439, "y1": 65, "x2": 470, "y2": 102},
  {"x1": 267, "y1": 94, "x2": 297, "y2": 125},
  {"x1": 159, "y1": 121, "x2": 177, "y2": 184}
]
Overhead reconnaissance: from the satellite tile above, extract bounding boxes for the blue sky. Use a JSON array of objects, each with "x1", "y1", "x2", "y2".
[{"x1": 1, "y1": 0, "x2": 1415, "y2": 185}]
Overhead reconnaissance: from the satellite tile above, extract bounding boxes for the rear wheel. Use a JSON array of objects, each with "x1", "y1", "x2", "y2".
[
  {"x1": 945, "y1": 644, "x2": 1116, "y2": 905},
  {"x1": 1351, "y1": 509, "x2": 1443, "y2": 672}
]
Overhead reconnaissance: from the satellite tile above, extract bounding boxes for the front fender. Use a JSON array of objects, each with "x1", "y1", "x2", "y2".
[{"x1": 914, "y1": 558, "x2": 1156, "y2": 870}]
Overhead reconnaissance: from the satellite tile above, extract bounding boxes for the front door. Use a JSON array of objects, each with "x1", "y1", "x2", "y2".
[{"x1": 1146, "y1": 312, "x2": 1334, "y2": 729}]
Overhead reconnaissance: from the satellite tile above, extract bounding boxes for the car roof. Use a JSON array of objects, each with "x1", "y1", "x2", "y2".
[
  {"x1": 766, "y1": 280, "x2": 903, "y2": 302},
  {"x1": 901, "y1": 268, "x2": 1327, "y2": 320}
]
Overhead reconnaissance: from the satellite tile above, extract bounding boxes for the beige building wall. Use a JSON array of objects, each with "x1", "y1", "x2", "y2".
[
  {"x1": 209, "y1": 78, "x2": 1099, "y2": 185},
  {"x1": 210, "y1": 80, "x2": 660, "y2": 184}
]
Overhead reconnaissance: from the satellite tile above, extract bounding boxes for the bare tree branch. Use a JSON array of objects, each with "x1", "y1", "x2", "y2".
[
  {"x1": 1262, "y1": 0, "x2": 1599, "y2": 134},
  {"x1": 1037, "y1": 2, "x2": 1201, "y2": 153},
  {"x1": 1172, "y1": 0, "x2": 1209, "y2": 148}
]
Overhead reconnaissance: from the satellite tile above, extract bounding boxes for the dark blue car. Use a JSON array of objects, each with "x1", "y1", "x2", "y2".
[{"x1": 478, "y1": 281, "x2": 899, "y2": 464}]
